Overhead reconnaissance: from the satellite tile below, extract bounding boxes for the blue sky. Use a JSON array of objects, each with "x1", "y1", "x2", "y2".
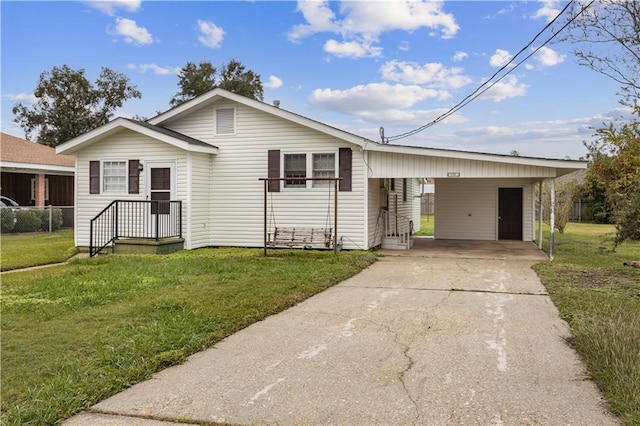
[{"x1": 0, "y1": 0, "x2": 630, "y2": 159}]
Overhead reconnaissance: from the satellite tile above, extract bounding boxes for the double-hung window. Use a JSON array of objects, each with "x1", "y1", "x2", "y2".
[
  {"x1": 312, "y1": 153, "x2": 335, "y2": 187},
  {"x1": 103, "y1": 161, "x2": 127, "y2": 193},
  {"x1": 284, "y1": 154, "x2": 307, "y2": 188}
]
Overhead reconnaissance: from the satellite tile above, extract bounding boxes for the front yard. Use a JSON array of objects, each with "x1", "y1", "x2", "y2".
[
  {"x1": 0, "y1": 248, "x2": 377, "y2": 424},
  {"x1": 534, "y1": 223, "x2": 640, "y2": 425}
]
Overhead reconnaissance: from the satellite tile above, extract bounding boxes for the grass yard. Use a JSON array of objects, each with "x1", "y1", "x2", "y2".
[
  {"x1": 533, "y1": 222, "x2": 640, "y2": 425},
  {"x1": 0, "y1": 248, "x2": 377, "y2": 424},
  {"x1": 414, "y1": 215, "x2": 434, "y2": 236},
  {"x1": 0, "y1": 229, "x2": 77, "y2": 271}
]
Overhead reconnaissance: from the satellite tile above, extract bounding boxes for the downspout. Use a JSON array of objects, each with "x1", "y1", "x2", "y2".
[{"x1": 538, "y1": 180, "x2": 543, "y2": 249}]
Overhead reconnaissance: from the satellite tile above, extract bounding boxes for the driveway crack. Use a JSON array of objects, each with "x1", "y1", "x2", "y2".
[{"x1": 395, "y1": 332, "x2": 420, "y2": 425}]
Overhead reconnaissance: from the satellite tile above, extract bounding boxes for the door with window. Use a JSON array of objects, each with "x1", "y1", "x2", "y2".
[
  {"x1": 498, "y1": 187, "x2": 523, "y2": 240},
  {"x1": 146, "y1": 162, "x2": 176, "y2": 237}
]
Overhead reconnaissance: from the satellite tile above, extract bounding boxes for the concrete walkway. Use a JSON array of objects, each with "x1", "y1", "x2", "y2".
[{"x1": 66, "y1": 242, "x2": 618, "y2": 425}]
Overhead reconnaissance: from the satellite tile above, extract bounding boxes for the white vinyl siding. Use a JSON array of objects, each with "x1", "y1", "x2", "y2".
[
  {"x1": 73, "y1": 130, "x2": 192, "y2": 249},
  {"x1": 215, "y1": 108, "x2": 235, "y2": 135},
  {"x1": 163, "y1": 100, "x2": 366, "y2": 250},
  {"x1": 434, "y1": 178, "x2": 536, "y2": 241},
  {"x1": 368, "y1": 151, "x2": 557, "y2": 179}
]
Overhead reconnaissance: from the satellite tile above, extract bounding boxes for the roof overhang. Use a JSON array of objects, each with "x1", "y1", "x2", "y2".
[
  {"x1": 56, "y1": 118, "x2": 218, "y2": 155},
  {"x1": 0, "y1": 161, "x2": 75, "y2": 175},
  {"x1": 364, "y1": 142, "x2": 587, "y2": 176}
]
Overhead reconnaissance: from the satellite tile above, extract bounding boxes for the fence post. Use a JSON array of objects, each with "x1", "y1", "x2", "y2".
[{"x1": 48, "y1": 205, "x2": 53, "y2": 233}]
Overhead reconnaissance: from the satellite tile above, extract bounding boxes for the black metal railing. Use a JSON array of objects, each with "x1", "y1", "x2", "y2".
[{"x1": 90, "y1": 200, "x2": 182, "y2": 257}]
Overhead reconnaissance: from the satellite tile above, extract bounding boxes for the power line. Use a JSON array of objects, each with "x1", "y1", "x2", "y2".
[{"x1": 384, "y1": 0, "x2": 594, "y2": 143}]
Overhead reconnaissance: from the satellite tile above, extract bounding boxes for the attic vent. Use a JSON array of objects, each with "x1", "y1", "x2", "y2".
[
  {"x1": 216, "y1": 108, "x2": 235, "y2": 135},
  {"x1": 273, "y1": 100, "x2": 280, "y2": 108}
]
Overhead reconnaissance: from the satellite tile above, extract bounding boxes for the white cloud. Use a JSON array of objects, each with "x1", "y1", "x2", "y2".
[
  {"x1": 479, "y1": 75, "x2": 527, "y2": 102},
  {"x1": 534, "y1": 46, "x2": 566, "y2": 67},
  {"x1": 310, "y1": 82, "x2": 439, "y2": 114},
  {"x1": 264, "y1": 75, "x2": 283, "y2": 89},
  {"x1": 489, "y1": 49, "x2": 512, "y2": 68},
  {"x1": 113, "y1": 18, "x2": 152, "y2": 45},
  {"x1": 453, "y1": 51, "x2": 468, "y2": 62},
  {"x1": 197, "y1": 20, "x2": 224, "y2": 49},
  {"x1": 324, "y1": 39, "x2": 382, "y2": 58},
  {"x1": 532, "y1": 0, "x2": 561, "y2": 22},
  {"x1": 380, "y1": 60, "x2": 473, "y2": 90},
  {"x1": 4, "y1": 93, "x2": 38, "y2": 105},
  {"x1": 127, "y1": 63, "x2": 181, "y2": 75},
  {"x1": 288, "y1": 0, "x2": 459, "y2": 58},
  {"x1": 83, "y1": 0, "x2": 141, "y2": 16}
]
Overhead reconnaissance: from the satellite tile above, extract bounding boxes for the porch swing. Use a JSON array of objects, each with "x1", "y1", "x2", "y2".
[{"x1": 259, "y1": 176, "x2": 341, "y2": 255}]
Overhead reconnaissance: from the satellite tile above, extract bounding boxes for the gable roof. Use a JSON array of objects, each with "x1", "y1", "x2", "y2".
[
  {"x1": 0, "y1": 132, "x2": 75, "y2": 173},
  {"x1": 56, "y1": 118, "x2": 218, "y2": 155},
  {"x1": 149, "y1": 88, "x2": 586, "y2": 175}
]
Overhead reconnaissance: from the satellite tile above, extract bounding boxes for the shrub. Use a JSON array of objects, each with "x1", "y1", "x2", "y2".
[
  {"x1": 14, "y1": 210, "x2": 41, "y2": 233},
  {"x1": 1, "y1": 208, "x2": 16, "y2": 233},
  {"x1": 39, "y1": 208, "x2": 63, "y2": 232}
]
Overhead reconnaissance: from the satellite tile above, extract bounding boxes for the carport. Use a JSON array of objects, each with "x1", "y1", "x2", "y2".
[{"x1": 362, "y1": 143, "x2": 585, "y2": 258}]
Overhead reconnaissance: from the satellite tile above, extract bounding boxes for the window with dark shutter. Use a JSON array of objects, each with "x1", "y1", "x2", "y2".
[
  {"x1": 267, "y1": 150, "x2": 280, "y2": 192},
  {"x1": 128, "y1": 160, "x2": 140, "y2": 194},
  {"x1": 90, "y1": 161, "x2": 100, "y2": 194},
  {"x1": 338, "y1": 147, "x2": 352, "y2": 192}
]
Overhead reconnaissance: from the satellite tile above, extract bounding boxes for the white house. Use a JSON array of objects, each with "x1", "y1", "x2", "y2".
[{"x1": 56, "y1": 88, "x2": 585, "y2": 254}]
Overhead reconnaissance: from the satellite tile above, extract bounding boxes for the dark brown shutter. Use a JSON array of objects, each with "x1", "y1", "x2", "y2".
[
  {"x1": 339, "y1": 147, "x2": 352, "y2": 192},
  {"x1": 267, "y1": 150, "x2": 280, "y2": 192},
  {"x1": 128, "y1": 160, "x2": 140, "y2": 194},
  {"x1": 402, "y1": 178, "x2": 407, "y2": 202},
  {"x1": 89, "y1": 161, "x2": 100, "y2": 194}
]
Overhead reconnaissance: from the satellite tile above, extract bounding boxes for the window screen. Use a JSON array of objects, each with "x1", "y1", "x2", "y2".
[
  {"x1": 312, "y1": 153, "x2": 335, "y2": 187},
  {"x1": 103, "y1": 161, "x2": 127, "y2": 192},
  {"x1": 284, "y1": 154, "x2": 306, "y2": 188}
]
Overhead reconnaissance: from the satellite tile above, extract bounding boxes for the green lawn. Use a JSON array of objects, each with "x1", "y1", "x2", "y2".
[
  {"x1": 533, "y1": 222, "x2": 640, "y2": 425},
  {"x1": 0, "y1": 229, "x2": 77, "y2": 271},
  {"x1": 0, "y1": 248, "x2": 376, "y2": 424},
  {"x1": 414, "y1": 215, "x2": 434, "y2": 236}
]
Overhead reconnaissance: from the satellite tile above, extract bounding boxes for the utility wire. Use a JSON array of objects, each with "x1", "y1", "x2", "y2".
[{"x1": 384, "y1": 0, "x2": 593, "y2": 143}]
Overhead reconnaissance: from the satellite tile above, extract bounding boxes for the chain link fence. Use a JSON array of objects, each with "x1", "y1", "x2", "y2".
[{"x1": 0, "y1": 206, "x2": 74, "y2": 234}]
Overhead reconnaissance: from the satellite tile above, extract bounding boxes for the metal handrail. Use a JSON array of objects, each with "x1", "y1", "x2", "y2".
[
  {"x1": 381, "y1": 209, "x2": 412, "y2": 250},
  {"x1": 89, "y1": 200, "x2": 182, "y2": 257}
]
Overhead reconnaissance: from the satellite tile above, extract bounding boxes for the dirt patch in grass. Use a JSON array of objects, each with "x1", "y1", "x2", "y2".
[{"x1": 552, "y1": 264, "x2": 640, "y2": 298}]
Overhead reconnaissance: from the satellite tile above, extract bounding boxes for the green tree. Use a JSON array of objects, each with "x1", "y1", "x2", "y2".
[
  {"x1": 169, "y1": 61, "x2": 217, "y2": 108},
  {"x1": 584, "y1": 108, "x2": 640, "y2": 246},
  {"x1": 542, "y1": 180, "x2": 577, "y2": 234},
  {"x1": 12, "y1": 65, "x2": 141, "y2": 147},
  {"x1": 169, "y1": 59, "x2": 263, "y2": 107},
  {"x1": 218, "y1": 59, "x2": 263, "y2": 101}
]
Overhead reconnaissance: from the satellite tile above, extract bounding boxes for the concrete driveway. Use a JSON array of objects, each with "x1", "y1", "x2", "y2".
[{"x1": 66, "y1": 242, "x2": 618, "y2": 425}]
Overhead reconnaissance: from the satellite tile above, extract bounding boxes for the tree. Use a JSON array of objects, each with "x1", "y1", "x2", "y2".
[
  {"x1": 218, "y1": 59, "x2": 263, "y2": 101},
  {"x1": 542, "y1": 180, "x2": 577, "y2": 234},
  {"x1": 169, "y1": 59, "x2": 263, "y2": 107},
  {"x1": 561, "y1": 1, "x2": 640, "y2": 107},
  {"x1": 584, "y1": 108, "x2": 640, "y2": 246},
  {"x1": 169, "y1": 62, "x2": 217, "y2": 108},
  {"x1": 12, "y1": 65, "x2": 141, "y2": 147}
]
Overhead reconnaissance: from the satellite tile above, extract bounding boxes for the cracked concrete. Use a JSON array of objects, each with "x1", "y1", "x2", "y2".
[{"x1": 66, "y1": 244, "x2": 619, "y2": 426}]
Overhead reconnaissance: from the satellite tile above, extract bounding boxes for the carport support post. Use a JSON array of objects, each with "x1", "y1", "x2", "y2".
[
  {"x1": 550, "y1": 178, "x2": 555, "y2": 260},
  {"x1": 538, "y1": 181, "x2": 543, "y2": 249}
]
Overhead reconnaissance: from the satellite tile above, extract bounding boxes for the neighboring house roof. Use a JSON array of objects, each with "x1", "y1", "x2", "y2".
[
  {"x1": 56, "y1": 118, "x2": 219, "y2": 155},
  {"x1": 0, "y1": 132, "x2": 75, "y2": 174}
]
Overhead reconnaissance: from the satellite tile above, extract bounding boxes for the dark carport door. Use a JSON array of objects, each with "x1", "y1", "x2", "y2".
[{"x1": 498, "y1": 188, "x2": 523, "y2": 240}]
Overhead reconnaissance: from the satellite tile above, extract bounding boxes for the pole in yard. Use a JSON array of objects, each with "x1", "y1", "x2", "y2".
[
  {"x1": 538, "y1": 181, "x2": 543, "y2": 250},
  {"x1": 550, "y1": 178, "x2": 555, "y2": 260},
  {"x1": 263, "y1": 178, "x2": 268, "y2": 257},
  {"x1": 334, "y1": 178, "x2": 338, "y2": 255}
]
